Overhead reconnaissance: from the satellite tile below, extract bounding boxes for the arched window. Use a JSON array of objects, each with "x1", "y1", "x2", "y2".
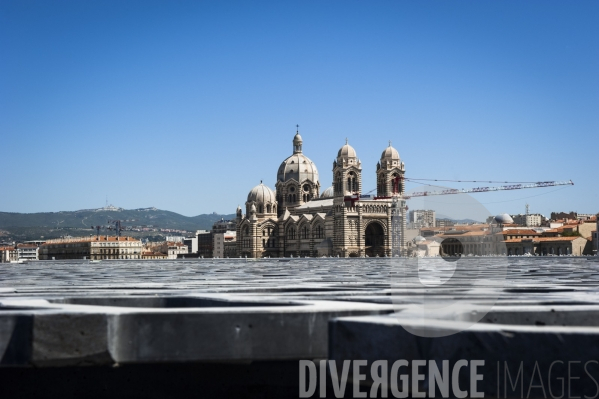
[
  {"x1": 266, "y1": 204, "x2": 271, "y2": 213},
  {"x1": 259, "y1": 205, "x2": 263, "y2": 213},
  {"x1": 335, "y1": 172, "x2": 342, "y2": 195},
  {"x1": 391, "y1": 173, "x2": 401, "y2": 194},
  {"x1": 293, "y1": 194, "x2": 296, "y2": 203},
  {"x1": 287, "y1": 227, "x2": 296, "y2": 240},
  {"x1": 347, "y1": 172, "x2": 358, "y2": 193},
  {"x1": 301, "y1": 226, "x2": 309, "y2": 239},
  {"x1": 315, "y1": 225, "x2": 323, "y2": 238},
  {"x1": 377, "y1": 174, "x2": 386, "y2": 196}
]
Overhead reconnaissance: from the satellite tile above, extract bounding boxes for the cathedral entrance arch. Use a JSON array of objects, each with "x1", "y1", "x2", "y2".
[{"x1": 365, "y1": 222, "x2": 385, "y2": 257}]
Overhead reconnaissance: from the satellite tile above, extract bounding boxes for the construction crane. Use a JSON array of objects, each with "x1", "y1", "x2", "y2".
[
  {"x1": 106, "y1": 219, "x2": 123, "y2": 237},
  {"x1": 359, "y1": 179, "x2": 574, "y2": 200},
  {"x1": 382, "y1": 178, "x2": 574, "y2": 256},
  {"x1": 402, "y1": 180, "x2": 574, "y2": 199},
  {"x1": 90, "y1": 219, "x2": 125, "y2": 237}
]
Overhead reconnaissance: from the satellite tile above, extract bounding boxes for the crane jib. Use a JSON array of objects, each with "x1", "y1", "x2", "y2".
[{"x1": 404, "y1": 180, "x2": 573, "y2": 198}]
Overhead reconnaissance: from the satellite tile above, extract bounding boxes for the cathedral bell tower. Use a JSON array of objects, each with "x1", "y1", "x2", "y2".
[
  {"x1": 332, "y1": 139, "x2": 362, "y2": 197},
  {"x1": 376, "y1": 141, "x2": 405, "y2": 197},
  {"x1": 332, "y1": 139, "x2": 363, "y2": 257}
]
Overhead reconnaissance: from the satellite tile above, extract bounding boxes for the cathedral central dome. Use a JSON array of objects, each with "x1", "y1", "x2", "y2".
[
  {"x1": 277, "y1": 131, "x2": 319, "y2": 185},
  {"x1": 277, "y1": 153, "x2": 319, "y2": 184}
]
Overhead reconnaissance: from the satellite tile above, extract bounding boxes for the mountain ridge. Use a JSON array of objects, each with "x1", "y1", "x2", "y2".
[{"x1": 0, "y1": 207, "x2": 236, "y2": 231}]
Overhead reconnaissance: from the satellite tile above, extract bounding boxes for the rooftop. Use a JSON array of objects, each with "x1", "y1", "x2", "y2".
[{"x1": 42, "y1": 236, "x2": 141, "y2": 245}]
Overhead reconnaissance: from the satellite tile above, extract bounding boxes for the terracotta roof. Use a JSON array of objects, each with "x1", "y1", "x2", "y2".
[
  {"x1": 0, "y1": 246, "x2": 15, "y2": 251},
  {"x1": 42, "y1": 236, "x2": 141, "y2": 245},
  {"x1": 439, "y1": 230, "x2": 498, "y2": 237},
  {"x1": 553, "y1": 219, "x2": 578, "y2": 224},
  {"x1": 422, "y1": 224, "x2": 490, "y2": 233},
  {"x1": 503, "y1": 229, "x2": 541, "y2": 236},
  {"x1": 543, "y1": 228, "x2": 564, "y2": 233},
  {"x1": 17, "y1": 244, "x2": 38, "y2": 248},
  {"x1": 505, "y1": 237, "x2": 583, "y2": 243},
  {"x1": 537, "y1": 237, "x2": 584, "y2": 242}
]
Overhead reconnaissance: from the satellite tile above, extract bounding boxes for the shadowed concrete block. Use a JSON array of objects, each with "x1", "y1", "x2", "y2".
[
  {"x1": 108, "y1": 302, "x2": 391, "y2": 363},
  {"x1": 33, "y1": 313, "x2": 113, "y2": 367},
  {"x1": 329, "y1": 311, "x2": 599, "y2": 398},
  {"x1": 2, "y1": 296, "x2": 391, "y2": 365},
  {"x1": 0, "y1": 315, "x2": 33, "y2": 365}
]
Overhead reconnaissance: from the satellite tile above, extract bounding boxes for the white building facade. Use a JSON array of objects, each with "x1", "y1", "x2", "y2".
[
  {"x1": 213, "y1": 231, "x2": 237, "y2": 258},
  {"x1": 409, "y1": 209, "x2": 436, "y2": 228},
  {"x1": 17, "y1": 244, "x2": 39, "y2": 261}
]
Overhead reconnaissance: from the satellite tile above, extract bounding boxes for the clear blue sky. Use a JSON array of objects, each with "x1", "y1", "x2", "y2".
[{"x1": 1, "y1": 1, "x2": 597, "y2": 218}]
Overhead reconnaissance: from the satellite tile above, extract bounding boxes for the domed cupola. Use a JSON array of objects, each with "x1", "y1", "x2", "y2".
[
  {"x1": 321, "y1": 186, "x2": 334, "y2": 198},
  {"x1": 376, "y1": 141, "x2": 405, "y2": 197},
  {"x1": 380, "y1": 141, "x2": 401, "y2": 166},
  {"x1": 246, "y1": 181, "x2": 277, "y2": 217},
  {"x1": 336, "y1": 139, "x2": 359, "y2": 165},
  {"x1": 494, "y1": 214, "x2": 514, "y2": 225},
  {"x1": 332, "y1": 139, "x2": 362, "y2": 196},
  {"x1": 275, "y1": 127, "x2": 321, "y2": 215},
  {"x1": 293, "y1": 132, "x2": 303, "y2": 154}
]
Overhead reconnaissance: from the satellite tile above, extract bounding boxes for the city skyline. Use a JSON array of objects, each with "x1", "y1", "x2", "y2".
[{"x1": 1, "y1": 1, "x2": 597, "y2": 218}]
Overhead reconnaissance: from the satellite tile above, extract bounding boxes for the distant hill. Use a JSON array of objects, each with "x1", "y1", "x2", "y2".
[{"x1": 0, "y1": 207, "x2": 236, "y2": 241}]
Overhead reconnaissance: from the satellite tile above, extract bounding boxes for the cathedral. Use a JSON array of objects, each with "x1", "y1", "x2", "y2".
[{"x1": 236, "y1": 130, "x2": 407, "y2": 258}]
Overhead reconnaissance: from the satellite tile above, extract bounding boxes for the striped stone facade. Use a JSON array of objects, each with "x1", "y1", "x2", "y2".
[{"x1": 236, "y1": 132, "x2": 407, "y2": 258}]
